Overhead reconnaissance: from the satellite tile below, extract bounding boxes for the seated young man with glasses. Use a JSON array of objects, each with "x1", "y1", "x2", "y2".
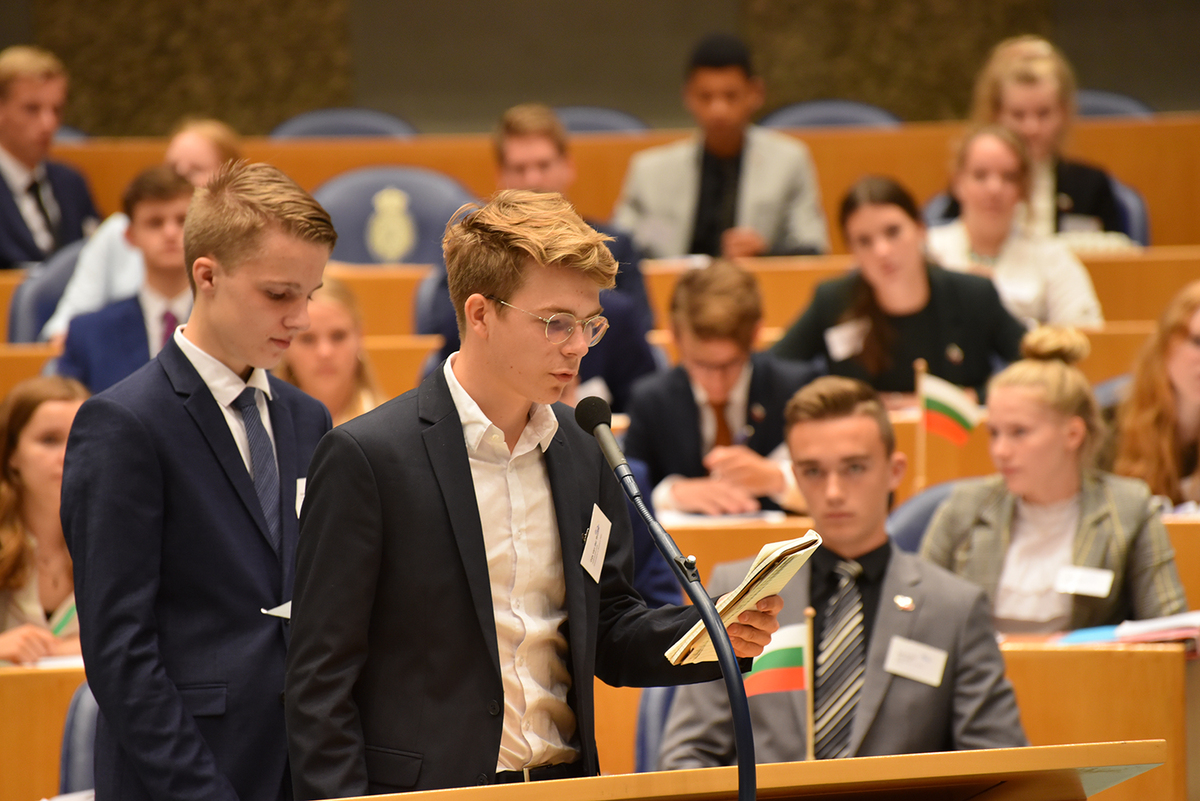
[
  {"x1": 625, "y1": 259, "x2": 823, "y2": 515},
  {"x1": 284, "y1": 190, "x2": 783, "y2": 798}
]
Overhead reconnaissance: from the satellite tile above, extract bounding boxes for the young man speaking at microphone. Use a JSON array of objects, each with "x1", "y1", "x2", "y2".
[{"x1": 285, "y1": 190, "x2": 782, "y2": 797}]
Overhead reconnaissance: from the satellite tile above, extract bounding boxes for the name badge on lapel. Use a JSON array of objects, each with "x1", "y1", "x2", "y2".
[
  {"x1": 581, "y1": 503, "x2": 611, "y2": 582},
  {"x1": 1054, "y1": 566, "x2": 1114, "y2": 598},
  {"x1": 295, "y1": 478, "x2": 307, "y2": 517},
  {"x1": 884, "y1": 636, "x2": 947, "y2": 687}
]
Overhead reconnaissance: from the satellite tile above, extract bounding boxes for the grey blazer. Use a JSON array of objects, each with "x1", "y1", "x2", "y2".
[
  {"x1": 612, "y1": 125, "x2": 829, "y2": 258},
  {"x1": 658, "y1": 544, "x2": 1027, "y2": 768},
  {"x1": 921, "y1": 472, "x2": 1187, "y2": 630}
]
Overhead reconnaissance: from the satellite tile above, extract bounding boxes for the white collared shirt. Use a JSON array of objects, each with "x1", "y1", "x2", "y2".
[
  {"x1": 652, "y1": 360, "x2": 795, "y2": 511},
  {"x1": 139, "y1": 286, "x2": 192, "y2": 359},
  {"x1": 1028, "y1": 161, "x2": 1056, "y2": 238},
  {"x1": 0, "y1": 143, "x2": 60, "y2": 256},
  {"x1": 174, "y1": 328, "x2": 276, "y2": 476},
  {"x1": 442, "y1": 355, "x2": 579, "y2": 771}
]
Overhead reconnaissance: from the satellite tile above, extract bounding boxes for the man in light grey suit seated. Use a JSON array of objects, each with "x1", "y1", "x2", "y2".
[
  {"x1": 612, "y1": 33, "x2": 828, "y2": 260},
  {"x1": 658, "y1": 376, "x2": 1027, "y2": 767}
]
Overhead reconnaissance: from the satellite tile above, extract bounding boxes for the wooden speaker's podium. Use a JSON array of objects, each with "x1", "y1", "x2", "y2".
[{"x1": 338, "y1": 741, "x2": 1164, "y2": 801}]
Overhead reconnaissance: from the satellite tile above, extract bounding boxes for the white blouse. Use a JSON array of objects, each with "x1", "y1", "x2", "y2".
[{"x1": 993, "y1": 495, "x2": 1080, "y2": 633}]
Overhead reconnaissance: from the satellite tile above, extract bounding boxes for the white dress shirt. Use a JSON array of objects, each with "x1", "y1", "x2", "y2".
[
  {"x1": 139, "y1": 286, "x2": 193, "y2": 359},
  {"x1": 993, "y1": 495, "x2": 1079, "y2": 633},
  {"x1": 1028, "y1": 162, "x2": 1056, "y2": 238},
  {"x1": 174, "y1": 328, "x2": 276, "y2": 476},
  {"x1": 442, "y1": 355, "x2": 579, "y2": 770},
  {"x1": 652, "y1": 361, "x2": 795, "y2": 512},
  {"x1": 0, "y1": 143, "x2": 60, "y2": 256},
  {"x1": 42, "y1": 212, "x2": 144, "y2": 339}
]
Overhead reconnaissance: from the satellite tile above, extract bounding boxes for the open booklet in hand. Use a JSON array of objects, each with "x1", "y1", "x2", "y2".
[{"x1": 666, "y1": 530, "x2": 822, "y2": 665}]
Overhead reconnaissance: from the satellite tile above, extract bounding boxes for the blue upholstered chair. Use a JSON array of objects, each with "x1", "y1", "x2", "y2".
[
  {"x1": 311, "y1": 167, "x2": 477, "y2": 265},
  {"x1": 553, "y1": 105, "x2": 649, "y2": 133},
  {"x1": 1076, "y1": 89, "x2": 1154, "y2": 119},
  {"x1": 887, "y1": 480, "x2": 961, "y2": 553},
  {"x1": 760, "y1": 100, "x2": 900, "y2": 129},
  {"x1": 59, "y1": 681, "x2": 99, "y2": 793},
  {"x1": 1110, "y1": 177, "x2": 1150, "y2": 245},
  {"x1": 270, "y1": 108, "x2": 416, "y2": 138},
  {"x1": 7, "y1": 238, "x2": 86, "y2": 342},
  {"x1": 54, "y1": 124, "x2": 88, "y2": 142},
  {"x1": 634, "y1": 685, "x2": 678, "y2": 772}
]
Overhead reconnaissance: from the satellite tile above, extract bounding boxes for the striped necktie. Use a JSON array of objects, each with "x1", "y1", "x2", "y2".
[
  {"x1": 814, "y1": 559, "x2": 865, "y2": 759},
  {"x1": 232, "y1": 387, "x2": 281, "y2": 555}
]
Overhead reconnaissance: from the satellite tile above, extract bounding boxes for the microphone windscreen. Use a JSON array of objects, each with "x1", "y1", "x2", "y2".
[{"x1": 574, "y1": 396, "x2": 612, "y2": 434}]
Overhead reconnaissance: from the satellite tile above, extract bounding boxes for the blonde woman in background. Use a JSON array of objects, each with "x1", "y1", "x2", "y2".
[
  {"x1": 1115, "y1": 281, "x2": 1200, "y2": 506},
  {"x1": 0, "y1": 376, "x2": 89, "y2": 664},
  {"x1": 276, "y1": 276, "x2": 383, "y2": 425},
  {"x1": 926, "y1": 125, "x2": 1102, "y2": 327},
  {"x1": 921, "y1": 327, "x2": 1185, "y2": 633},
  {"x1": 41, "y1": 118, "x2": 241, "y2": 341}
]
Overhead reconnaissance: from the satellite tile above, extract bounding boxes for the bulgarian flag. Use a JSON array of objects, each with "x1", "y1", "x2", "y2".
[
  {"x1": 920, "y1": 373, "x2": 982, "y2": 447},
  {"x1": 744, "y1": 623, "x2": 808, "y2": 697}
]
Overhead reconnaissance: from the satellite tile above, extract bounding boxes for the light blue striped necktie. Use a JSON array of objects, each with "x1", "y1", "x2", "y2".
[
  {"x1": 814, "y1": 559, "x2": 865, "y2": 759},
  {"x1": 233, "y1": 387, "x2": 281, "y2": 555}
]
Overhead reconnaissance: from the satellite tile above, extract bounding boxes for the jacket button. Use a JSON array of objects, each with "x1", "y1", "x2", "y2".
[
  {"x1": 487, "y1": 700, "x2": 501, "y2": 716},
  {"x1": 477, "y1": 774, "x2": 489, "y2": 785}
]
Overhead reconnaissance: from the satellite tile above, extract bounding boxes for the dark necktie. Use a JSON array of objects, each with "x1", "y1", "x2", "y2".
[
  {"x1": 711, "y1": 401, "x2": 732, "y2": 448},
  {"x1": 814, "y1": 559, "x2": 866, "y2": 759},
  {"x1": 161, "y1": 310, "x2": 179, "y2": 350},
  {"x1": 26, "y1": 178, "x2": 58, "y2": 253},
  {"x1": 232, "y1": 387, "x2": 281, "y2": 555}
]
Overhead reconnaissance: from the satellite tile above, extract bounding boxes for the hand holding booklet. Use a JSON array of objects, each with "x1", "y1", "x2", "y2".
[{"x1": 666, "y1": 530, "x2": 822, "y2": 665}]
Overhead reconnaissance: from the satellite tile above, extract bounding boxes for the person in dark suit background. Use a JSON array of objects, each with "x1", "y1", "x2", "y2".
[
  {"x1": 61, "y1": 162, "x2": 337, "y2": 801},
  {"x1": 0, "y1": 46, "x2": 98, "y2": 269},
  {"x1": 420, "y1": 103, "x2": 658, "y2": 413},
  {"x1": 625, "y1": 259, "x2": 821, "y2": 515},
  {"x1": 285, "y1": 190, "x2": 781, "y2": 798},
  {"x1": 659, "y1": 376, "x2": 1026, "y2": 768},
  {"x1": 57, "y1": 166, "x2": 194, "y2": 392}
]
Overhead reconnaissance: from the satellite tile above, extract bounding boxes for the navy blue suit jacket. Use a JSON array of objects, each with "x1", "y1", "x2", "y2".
[
  {"x1": 62, "y1": 338, "x2": 331, "y2": 801},
  {"x1": 624, "y1": 352, "x2": 822, "y2": 509},
  {"x1": 0, "y1": 159, "x2": 99, "y2": 268},
  {"x1": 57, "y1": 296, "x2": 153, "y2": 393}
]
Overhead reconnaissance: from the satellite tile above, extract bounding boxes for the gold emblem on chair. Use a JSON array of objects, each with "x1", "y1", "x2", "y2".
[{"x1": 366, "y1": 187, "x2": 416, "y2": 262}]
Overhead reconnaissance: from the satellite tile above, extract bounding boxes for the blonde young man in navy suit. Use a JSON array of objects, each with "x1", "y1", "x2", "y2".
[
  {"x1": 659, "y1": 376, "x2": 1026, "y2": 768},
  {"x1": 62, "y1": 162, "x2": 337, "y2": 801},
  {"x1": 286, "y1": 190, "x2": 782, "y2": 798}
]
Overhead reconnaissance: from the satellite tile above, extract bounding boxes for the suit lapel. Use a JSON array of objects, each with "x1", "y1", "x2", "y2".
[
  {"x1": 544, "y1": 426, "x2": 592, "y2": 676},
  {"x1": 783, "y1": 564, "x2": 813, "y2": 742},
  {"x1": 1070, "y1": 473, "x2": 1112, "y2": 629},
  {"x1": 735, "y1": 126, "x2": 762, "y2": 232},
  {"x1": 671, "y1": 368, "x2": 705, "y2": 476},
  {"x1": 673, "y1": 137, "x2": 703, "y2": 256},
  {"x1": 419, "y1": 369, "x2": 502, "y2": 679},
  {"x1": 118, "y1": 298, "x2": 152, "y2": 371},
  {"x1": 160, "y1": 340, "x2": 275, "y2": 551},
  {"x1": 850, "y1": 545, "x2": 920, "y2": 755},
  {"x1": 0, "y1": 179, "x2": 42, "y2": 260},
  {"x1": 974, "y1": 487, "x2": 1015, "y2": 604},
  {"x1": 269, "y1": 390, "x2": 299, "y2": 593},
  {"x1": 744, "y1": 356, "x2": 771, "y2": 455}
]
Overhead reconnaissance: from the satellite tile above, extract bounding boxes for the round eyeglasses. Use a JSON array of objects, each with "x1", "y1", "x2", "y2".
[{"x1": 486, "y1": 295, "x2": 609, "y2": 346}]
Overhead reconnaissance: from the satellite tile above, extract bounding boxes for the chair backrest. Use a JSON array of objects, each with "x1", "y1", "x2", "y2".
[
  {"x1": 311, "y1": 167, "x2": 477, "y2": 265},
  {"x1": 887, "y1": 480, "x2": 961, "y2": 553},
  {"x1": 1076, "y1": 89, "x2": 1154, "y2": 119},
  {"x1": 7, "y1": 238, "x2": 86, "y2": 342},
  {"x1": 760, "y1": 100, "x2": 900, "y2": 129},
  {"x1": 270, "y1": 107, "x2": 416, "y2": 138},
  {"x1": 553, "y1": 105, "x2": 649, "y2": 133},
  {"x1": 54, "y1": 124, "x2": 88, "y2": 142},
  {"x1": 635, "y1": 685, "x2": 678, "y2": 772},
  {"x1": 922, "y1": 192, "x2": 956, "y2": 229},
  {"x1": 59, "y1": 681, "x2": 99, "y2": 793},
  {"x1": 1109, "y1": 177, "x2": 1150, "y2": 245}
]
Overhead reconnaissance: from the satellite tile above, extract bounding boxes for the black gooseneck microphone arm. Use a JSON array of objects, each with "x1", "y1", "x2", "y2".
[{"x1": 575, "y1": 397, "x2": 756, "y2": 801}]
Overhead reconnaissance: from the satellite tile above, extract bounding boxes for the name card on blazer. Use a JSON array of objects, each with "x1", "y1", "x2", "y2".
[
  {"x1": 824, "y1": 318, "x2": 869, "y2": 362},
  {"x1": 884, "y1": 636, "x2": 947, "y2": 687},
  {"x1": 581, "y1": 504, "x2": 611, "y2": 582},
  {"x1": 1055, "y1": 566, "x2": 1115, "y2": 598}
]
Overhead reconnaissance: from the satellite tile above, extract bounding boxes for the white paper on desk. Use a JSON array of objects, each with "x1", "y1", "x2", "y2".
[
  {"x1": 35, "y1": 654, "x2": 86, "y2": 670},
  {"x1": 261, "y1": 602, "x2": 292, "y2": 619},
  {"x1": 657, "y1": 509, "x2": 787, "y2": 528},
  {"x1": 666, "y1": 529, "x2": 822, "y2": 665},
  {"x1": 1116, "y1": 610, "x2": 1200, "y2": 638}
]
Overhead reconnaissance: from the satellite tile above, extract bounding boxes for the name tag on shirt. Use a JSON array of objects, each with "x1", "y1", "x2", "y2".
[
  {"x1": 296, "y1": 478, "x2": 307, "y2": 517},
  {"x1": 884, "y1": 636, "x2": 947, "y2": 687},
  {"x1": 581, "y1": 504, "x2": 611, "y2": 582},
  {"x1": 1054, "y1": 566, "x2": 1115, "y2": 598},
  {"x1": 824, "y1": 318, "x2": 869, "y2": 362}
]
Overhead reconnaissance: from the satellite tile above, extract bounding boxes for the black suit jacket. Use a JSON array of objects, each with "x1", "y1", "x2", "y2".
[
  {"x1": 62, "y1": 338, "x2": 331, "y2": 801},
  {"x1": 285, "y1": 365, "x2": 722, "y2": 798},
  {"x1": 623, "y1": 352, "x2": 821, "y2": 505},
  {"x1": 771, "y1": 265, "x2": 1025, "y2": 395},
  {"x1": 0, "y1": 160, "x2": 99, "y2": 268},
  {"x1": 941, "y1": 158, "x2": 1122, "y2": 234}
]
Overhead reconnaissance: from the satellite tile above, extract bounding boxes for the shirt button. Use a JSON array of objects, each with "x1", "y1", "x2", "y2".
[{"x1": 488, "y1": 699, "x2": 501, "y2": 716}]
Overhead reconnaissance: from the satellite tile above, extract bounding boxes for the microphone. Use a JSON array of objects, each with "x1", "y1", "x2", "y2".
[{"x1": 573, "y1": 397, "x2": 638, "y2": 496}]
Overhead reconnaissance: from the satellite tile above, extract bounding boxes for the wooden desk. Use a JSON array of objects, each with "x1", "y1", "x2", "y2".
[
  {"x1": 362, "y1": 334, "x2": 443, "y2": 400},
  {"x1": 0, "y1": 270, "x2": 24, "y2": 341},
  {"x1": 51, "y1": 114, "x2": 1200, "y2": 252},
  {"x1": 0, "y1": 666, "x2": 86, "y2": 801},
  {"x1": 0, "y1": 343, "x2": 59, "y2": 397},
  {"x1": 1164, "y1": 517, "x2": 1200, "y2": 609},
  {"x1": 1085, "y1": 247, "x2": 1200, "y2": 322},
  {"x1": 327, "y1": 263, "x2": 431, "y2": 337}
]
